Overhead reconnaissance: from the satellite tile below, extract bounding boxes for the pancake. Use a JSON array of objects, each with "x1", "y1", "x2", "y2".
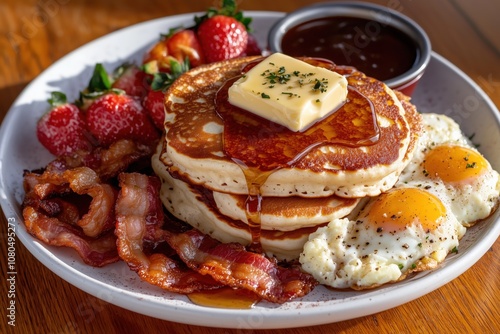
[
  {"x1": 212, "y1": 191, "x2": 359, "y2": 231},
  {"x1": 157, "y1": 56, "x2": 422, "y2": 198},
  {"x1": 151, "y1": 156, "x2": 360, "y2": 260}
]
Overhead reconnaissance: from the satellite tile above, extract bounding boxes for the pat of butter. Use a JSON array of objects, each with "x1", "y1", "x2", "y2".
[{"x1": 228, "y1": 53, "x2": 348, "y2": 132}]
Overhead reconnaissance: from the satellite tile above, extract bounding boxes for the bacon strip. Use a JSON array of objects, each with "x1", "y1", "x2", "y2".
[
  {"x1": 23, "y1": 206, "x2": 119, "y2": 267},
  {"x1": 45, "y1": 139, "x2": 155, "y2": 180},
  {"x1": 115, "y1": 173, "x2": 222, "y2": 293},
  {"x1": 86, "y1": 139, "x2": 155, "y2": 180},
  {"x1": 164, "y1": 229, "x2": 318, "y2": 303},
  {"x1": 23, "y1": 167, "x2": 116, "y2": 237},
  {"x1": 20, "y1": 139, "x2": 156, "y2": 268}
]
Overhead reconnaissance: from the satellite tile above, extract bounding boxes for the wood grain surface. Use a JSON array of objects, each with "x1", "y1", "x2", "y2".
[{"x1": 1, "y1": 1, "x2": 499, "y2": 333}]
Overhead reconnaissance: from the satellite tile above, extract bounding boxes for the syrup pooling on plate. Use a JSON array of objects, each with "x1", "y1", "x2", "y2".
[
  {"x1": 215, "y1": 57, "x2": 380, "y2": 252},
  {"x1": 188, "y1": 287, "x2": 261, "y2": 309}
]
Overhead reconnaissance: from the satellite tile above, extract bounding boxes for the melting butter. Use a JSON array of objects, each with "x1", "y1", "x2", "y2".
[{"x1": 228, "y1": 53, "x2": 348, "y2": 132}]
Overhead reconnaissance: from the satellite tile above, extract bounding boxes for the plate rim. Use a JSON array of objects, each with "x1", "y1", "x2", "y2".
[{"x1": 0, "y1": 11, "x2": 499, "y2": 330}]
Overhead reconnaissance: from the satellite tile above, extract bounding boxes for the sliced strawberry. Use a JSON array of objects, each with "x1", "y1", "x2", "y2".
[
  {"x1": 143, "y1": 36, "x2": 170, "y2": 72},
  {"x1": 37, "y1": 92, "x2": 93, "y2": 156},
  {"x1": 196, "y1": 15, "x2": 248, "y2": 63},
  {"x1": 86, "y1": 92, "x2": 159, "y2": 147},
  {"x1": 167, "y1": 29, "x2": 205, "y2": 67},
  {"x1": 143, "y1": 29, "x2": 204, "y2": 73},
  {"x1": 111, "y1": 64, "x2": 151, "y2": 99}
]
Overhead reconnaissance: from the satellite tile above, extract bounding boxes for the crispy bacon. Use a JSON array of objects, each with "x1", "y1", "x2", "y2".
[
  {"x1": 23, "y1": 167, "x2": 116, "y2": 237},
  {"x1": 86, "y1": 139, "x2": 155, "y2": 180},
  {"x1": 22, "y1": 162, "x2": 120, "y2": 267},
  {"x1": 115, "y1": 173, "x2": 222, "y2": 293},
  {"x1": 164, "y1": 229, "x2": 318, "y2": 303},
  {"x1": 22, "y1": 140, "x2": 319, "y2": 303},
  {"x1": 23, "y1": 206, "x2": 119, "y2": 266},
  {"x1": 45, "y1": 139, "x2": 155, "y2": 180},
  {"x1": 20, "y1": 139, "x2": 156, "y2": 269}
]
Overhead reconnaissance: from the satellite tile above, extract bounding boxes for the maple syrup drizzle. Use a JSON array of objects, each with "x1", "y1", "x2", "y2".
[
  {"x1": 215, "y1": 57, "x2": 379, "y2": 256},
  {"x1": 237, "y1": 165, "x2": 274, "y2": 253}
]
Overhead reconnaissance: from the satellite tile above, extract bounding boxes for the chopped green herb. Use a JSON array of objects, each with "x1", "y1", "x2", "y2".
[
  {"x1": 466, "y1": 162, "x2": 476, "y2": 169},
  {"x1": 257, "y1": 63, "x2": 331, "y2": 98}
]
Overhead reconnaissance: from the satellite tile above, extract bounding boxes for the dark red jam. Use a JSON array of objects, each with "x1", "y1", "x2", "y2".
[{"x1": 281, "y1": 16, "x2": 418, "y2": 81}]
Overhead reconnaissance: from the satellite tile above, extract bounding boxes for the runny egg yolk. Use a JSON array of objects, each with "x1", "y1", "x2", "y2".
[
  {"x1": 423, "y1": 145, "x2": 488, "y2": 183},
  {"x1": 368, "y1": 188, "x2": 446, "y2": 232}
]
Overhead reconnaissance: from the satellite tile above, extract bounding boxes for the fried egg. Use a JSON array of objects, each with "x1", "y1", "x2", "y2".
[
  {"x1": 299, "y1": 114, "x2": 499, "y2": 289},
  {"x1": 397, "y1": 113, "x2": 500, "y2": 226},
  {"x1": 300, "y1": 187, "x2": 466, "y2": 289}
]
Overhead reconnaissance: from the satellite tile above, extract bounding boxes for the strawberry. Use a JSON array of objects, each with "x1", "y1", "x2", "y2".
[
  {"x1": 143, "y1": 29, "x2": 204, "y2": 72},
  {"x1": 143, "y1": 59, "x2": 190, "y2": 130},
  {"x1": 37, "y1": 92, "x2": 93, "y2": 156},
  {"x1": 196, "y1": 15, "x2": 248, "y2": 63},
  {"x1": 166, "y1": 29, "x2": 205, "y2": 67},
  {"x1": 143, "y1": 90, "x2": 165, "y2": 130},
  {"x1": 86, "y1": 92, "x2": 159, "y2": 146},
  {"x1": 242, "y1": 34, "x2": 262, "y2": 56},
  {"x1": 111, "y1": 64, "x2": 151, "y2": 99},
  {"x1": 143, "y1": 37, "x2": 170, "y2": 71},
  {"x1": 194, "y1": 0, "x2": 253, "y2": 63}
]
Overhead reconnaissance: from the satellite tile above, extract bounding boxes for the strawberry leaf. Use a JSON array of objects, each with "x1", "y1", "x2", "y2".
[
  {"x1": 194, "y1": 0, "x2": 252, "y2": 31},
  {"x1": 87, "y1": 63, "x2": 112, "y2": 93},
  {"x1": 112, "y1": 62, "x2": 133, "y2": 80},
  {"x1": 160, "y1": 26, "x2": 184, "y2": 40},
  {"x1": 219, "y1": 0, "x2": 237, "y2": 16},
  {"x1": 47, "y1": 91, "x2": 67, "y2": 107},
  {"x1": 76, "y1": 64, "x2": 113, "y2": 109},
  {"x1": 150, "y1": 58, "x2": 190, "y2": 91}
]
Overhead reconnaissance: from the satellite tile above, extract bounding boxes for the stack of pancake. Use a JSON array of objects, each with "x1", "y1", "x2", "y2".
[{"x1": 152, "y1": 55, "x2": 422, "y2": 260}]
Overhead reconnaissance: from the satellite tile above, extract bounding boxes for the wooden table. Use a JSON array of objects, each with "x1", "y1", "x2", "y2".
[{"x1": 1, "y1": 0, "x2": 499, "y2": 333}]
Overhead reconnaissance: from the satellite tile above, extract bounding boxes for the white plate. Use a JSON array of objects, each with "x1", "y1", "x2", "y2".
[{"x1": 0, "y1": 12, "x2": 499, "y2": 330}]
